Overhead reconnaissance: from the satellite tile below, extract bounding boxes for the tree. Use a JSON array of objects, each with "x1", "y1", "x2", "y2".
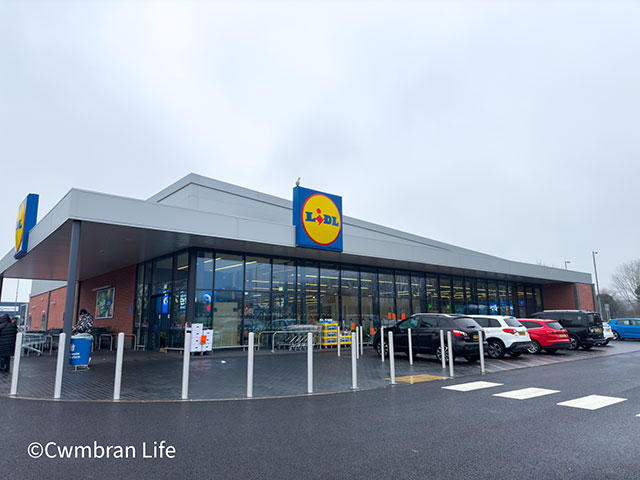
[
  {"x1": 597, "y1": 290, "x2": 625, "y2": 319},
  {"x1": 611, "y1": 260, "x2": 640, "y2": 307}
]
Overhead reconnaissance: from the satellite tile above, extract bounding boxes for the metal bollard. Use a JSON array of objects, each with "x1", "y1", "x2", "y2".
[
  {"x1": 359, "y1": 326, "x2": 364, "y2": 356},
  {"x1": 351, "y1": 332, "x2": 357, "y2": 389},
  {"x1": 307, "y1": 332, "x2": 313, "y2": 394},
  {"x1": 478, "y1": 329, "x2": 485, "y2": 375},
  {"x1": 408, "y1": 328, "x2": 413, "y2": 365},
  {"x1": 440, "y1": 330, "x2": 446, "y2": 369},
  {"x1": 388, "y1": 331, "x2": 396, "y2": 385},
  {"x1": 113, "y1": 333, "x2": 125, "y2": 400},
  {"x1": 447, "y1": 330, "x2": 454, "y2": 378},
  {"x1": 380, "y1": 326, "x2": 385, "y2": 362},
  {"x1": 356, "y1": 328, "x2": 360, "y2": 360},
  {"x1": 181, "y1": 332, "x2": 191, "y2": 400},
  {"x1": 337, "y1": 328, "x2": 341, "y2": 357},
  {"x1": 53, "y1": 332, "x2": 66, "y2": 399},
  {"x1": 9, "y1": 332, "x2": 23, "y2": 396},
  {"x1": 247, "y1": 332, "x2": 255, "y2": 398}
]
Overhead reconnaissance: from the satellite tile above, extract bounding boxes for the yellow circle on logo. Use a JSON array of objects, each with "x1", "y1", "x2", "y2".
[
  {"x1": 302, "y1": 194, "x2": 341, "y2": 245},
  {"x1": 15, "y1": 201, "x2": 26, "y2": 253}
]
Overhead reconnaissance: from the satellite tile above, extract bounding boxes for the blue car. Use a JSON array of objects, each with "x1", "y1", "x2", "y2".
[{"x1": 608, "y1": 318, "x2": 640, "y2": 340}]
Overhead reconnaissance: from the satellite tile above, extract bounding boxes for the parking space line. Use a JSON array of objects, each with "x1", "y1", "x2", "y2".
[
  {"x1": 442, "y1": 381, "x2": 503, "y2": 392},
  {"x1": 493, "y1": 387, "x2": 560, "y2": 400},
  {"x1": 557, "y1": 395, "x2": 627, "y2": 410}
]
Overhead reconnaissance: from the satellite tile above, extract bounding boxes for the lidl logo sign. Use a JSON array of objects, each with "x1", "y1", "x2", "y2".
[
  {"x1": 293, "y1": 186, "x2": 343, "y2": 252},
  {"x1": 15, "y1": 194, "x2": 39, "y2": 259}
]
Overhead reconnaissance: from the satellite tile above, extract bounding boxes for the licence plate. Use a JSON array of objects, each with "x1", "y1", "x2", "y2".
[
  {"x1": 473, "y1": 334, "x2": 478, "y2": 340},
  {"x1": 519, "y1": 332, "x2": 526, "y2": 336},
  {"x1": 559, "y1": 334, "x2": 567, "y2": 337},
  {"x1": 594, "y1": 328, "x2": 601, "y2": 333}
]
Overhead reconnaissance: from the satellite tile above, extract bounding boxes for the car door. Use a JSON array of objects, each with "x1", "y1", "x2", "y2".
[
  {"x1": 615, "y1": 320, "x2": 630, "y2": 338},
  {"x1": 394, "y1": 317, "x2": 418, "y2": 351},
  {"x1": 630, "y1": 320, "x2": 640, "y2": 338},
  {"x1": 415, "y1": 316, "x2": 438, "y2": 352}
]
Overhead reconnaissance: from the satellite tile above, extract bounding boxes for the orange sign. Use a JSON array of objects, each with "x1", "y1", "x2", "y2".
[{"x1": 200, "y1": 335, "x2": 207, "y2": 345}]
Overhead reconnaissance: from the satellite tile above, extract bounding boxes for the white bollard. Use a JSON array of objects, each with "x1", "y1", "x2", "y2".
[
  {"x1": 380, "y1": 326, "x2": 385, "y2": 362},
  {"x1": 307, "y1": 332, "x2": 313, "y2": 394},
  {"x1": 54, "y1": 333, "x2": 66, "y2": 399},
  {"x1": 388, "y1": 331, "x2": 396, "y2": 385},
  {"x1": 355, "y1": 328, "x2": 360, "y2": 360},
  {"x1": 351, "y1": 332, "x2": 357, "y2": 390},
  {"x1": 359, "y1": 326, "x2": 364, "y2": 356},
  {"x1": 440, "y1": 330, "x2": 446, "y2": 369},
  {"x1": 113, "y1": 332, "x2": 125, "y2": 400},
  {"x1": 337, "y1": 328, "x2": 341, "y2": 357},
  {"x1": 408, "y1": 328, "x2": 413, "y2": 365},
  {"x1": 9, "y1": 332, "x2": 23, "y2": 396},
  {"x1": 478, "y1": 329, "x2": 485, "y2": 375},
  {"x1": 447, "y1": 330, "x2": 454, "y2": 378},
  {"x1": 247, "y1": 332, "x2": 255, "y2": 398},
  {"x1": 181, "y1": 332, "x2": 191, "y2": 400}
]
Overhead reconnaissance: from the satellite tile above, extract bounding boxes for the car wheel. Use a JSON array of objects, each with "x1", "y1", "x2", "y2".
[
  {"x1": 613, "y1": 331, "x2": 621, "y2": 341},
  {"x1": 582, "y1": 345, "x2": 593, "y2": 350},
  {"x1": 568, "y1": 335, "x2": 580, "y2": 350},
  {"x1": 464, "y1": 356, "x2": 479, "y2": 362},
  {"x1": 527, "y1": 340, "x2": 541, "y2": 354},
  {"x1": 487, "y1": 339, "x2": 505, "y2": 359},
  {"x1": 544, "y1": 348, "x2": 557, "y2": 354},
  {"x1": 435, "y1": 344, "x2": 451, "y2": 363},
  {"x1": 603, "y1": 339, "x2": 610, "y2": 345},
  {"x1": 375, "y1": 340, "x2": 389, "y2": 357},
  {"x1": 509, "y1": 352, "x2": 522, "y2": 358}
]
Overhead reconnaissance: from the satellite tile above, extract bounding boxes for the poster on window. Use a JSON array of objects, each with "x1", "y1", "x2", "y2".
[{"x1": 95, "y1": 287, "x2": 115, "y2": 319}]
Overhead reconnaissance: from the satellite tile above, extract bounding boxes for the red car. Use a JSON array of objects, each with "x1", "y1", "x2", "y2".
[{"x1": 519, "y1": 319, "x2": 571, "y2": 354}]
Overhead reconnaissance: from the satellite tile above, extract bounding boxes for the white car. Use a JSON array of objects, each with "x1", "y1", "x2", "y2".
[
  {"x1": 602, "y1": 322, "x2": 614, "y2": 345},
  {"x1": 469, "y1": 315, "x2": 531, "y2": 359}
]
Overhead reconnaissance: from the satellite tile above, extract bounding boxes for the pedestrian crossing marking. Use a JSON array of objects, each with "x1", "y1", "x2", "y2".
[
  {"x1": 557, "y1": 395, "x2": 627, "y2": 411},
  {"x1": 442, "y1": 381, "x2": 503, "y2": 392},
  {"x1": 493, "y1": 387, "x2": 560, "y2": 400},
  {"x1": 394, "y1": 374, "x2": 447, "y2": 384}
]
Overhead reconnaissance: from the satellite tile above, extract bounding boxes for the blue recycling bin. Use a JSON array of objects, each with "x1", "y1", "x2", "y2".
[{"x1": 69, "y1": 334, "x2": 92, "y2": 367}]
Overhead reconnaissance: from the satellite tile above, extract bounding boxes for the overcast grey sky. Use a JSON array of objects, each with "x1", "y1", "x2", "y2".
[{"x1": 1, "y1": 0, "x2": 639, "y2": 302}]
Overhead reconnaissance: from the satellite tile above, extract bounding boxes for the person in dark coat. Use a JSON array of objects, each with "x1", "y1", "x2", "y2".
[{"x1": 0, "y1": 314, "x2": 18, "y2": 373}]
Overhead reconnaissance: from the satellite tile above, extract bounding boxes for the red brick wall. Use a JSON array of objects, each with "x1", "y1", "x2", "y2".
[
  {"x1": 576, "y1": 283, "x2": 595, "y2": 311},
  {"x1": 77, "y1": 265, "x2": 136, "y2": 334},
  {"x1": 541, "y1": 283, "x2": 577, "y2": 310},
  {"x1": 28, "y1": 286, "x2": 67, "y2": 331}
]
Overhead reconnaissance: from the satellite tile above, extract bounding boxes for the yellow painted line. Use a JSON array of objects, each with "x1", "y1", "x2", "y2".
[{"x1": 392, "y1": 374, "x2": 447, "y2": 384}]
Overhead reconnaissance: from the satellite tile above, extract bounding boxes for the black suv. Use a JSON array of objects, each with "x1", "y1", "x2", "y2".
[
  {"x1": 530, "y1": 310, "x2": 605, "y2": 350},
  {"x1": 372, "y1": 314, "x2": 487, "y2": 362}
]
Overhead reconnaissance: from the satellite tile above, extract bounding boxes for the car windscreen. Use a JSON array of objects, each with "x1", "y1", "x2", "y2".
[
  {"x1": 588, "y1": 313, "x2": 602, "y2": 326},
  {"x1": 450, "y1": 317, "x2": 481, "y2": 329},
  {"x1": 546, "y1": 322, "x2": 564, "y2": 330},
  {"x1": 504, "y1": 318, "x2": 522, "y2": 328}
]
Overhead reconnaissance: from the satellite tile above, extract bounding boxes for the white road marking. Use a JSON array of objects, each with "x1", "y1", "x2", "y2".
[
  {"x1": 442, "y1": 381, "x2": 504, "y2": 392},
  {"x1": 493, "y1": 387, "x2": 560, "y2": 400},
  {"x1": 557, "y1": 395, "x2": 627, "y2": 411}
]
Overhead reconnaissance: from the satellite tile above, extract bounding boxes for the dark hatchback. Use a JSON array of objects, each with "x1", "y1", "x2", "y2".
[
  {"x1": 372, "y1": 314, "x2": 487, "y2": 362},
  {"x1": 530, "y1": 310, "x2": 605, "y2": 350}
]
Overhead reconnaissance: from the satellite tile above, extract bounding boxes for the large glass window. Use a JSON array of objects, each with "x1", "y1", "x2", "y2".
[
  {"x1": 525, "y1": 286, "x2": 536, "y2": 316},
  {"x1": 297, "y1": 262, "x2": 318, "y2": 323},
  {"x1": 215, "y1": 254, "x2": 244, "y2": 291},
  {"x1": 319, "y1": 266, "x2": 340, "y2": 322},
  {"x1": 488, "y1": 280, "x2": 499, "y2": 315},
  {"x1": 452, "y1": 277, "x2": 465, "y2": 314},
  {"x1": 477, "y1": 279, "x2": 488, "y2": 314},
  {"x1": 426, "y1": 274, "x2": 439, "y2": 313},
  {"x1": 360, "y1": 269, "x2": 379, "y2": 333},
  {"x1": 245, "y1": 257, "x2": 271, "y2": 292},
  {"x1": 242, "y1": 291, "x2": 270, "y2": 343},
  {"x1": 395, "y1": 272, "x2": 411, "y2": 321},
  {"x1": 439, "y1": 276, "x2": 452, "y2": 313},
  {"x1": 379, "y1": 270, "x2": 395, "y2": 326},
  {"x1": 272, "y1": 258, "x2": 296, "y2": 329},
  {"x1": 152, "y1": 257, "x2": 173, "y2": 295},
  {"x1": 465, "y1": 278, "x2": 478, "y2": 314},
  {"x1": 195, "y1": 251, "x2": 214, "y2": 328},
  {"x1": 534, "y1": 287, "x2": 543, "y2": 313},
  {"x1": 411, "y1": 273, "x2": 426, "y2": 314},
  {"x1": 212, "y1": 290, "x2": 242, "y2": 347},
  {"x1": 516, "y1": 285, "x2": 526, "y2": 317},
  {"x1": 498, "y1": 282, "x2": 509, "y2": 316},
  {"x1": 341, "y1": 267, "x2": 359, "y2": 330},
  {"x1": 168, "y1": 252, "x2": 189, "y2": 348}
]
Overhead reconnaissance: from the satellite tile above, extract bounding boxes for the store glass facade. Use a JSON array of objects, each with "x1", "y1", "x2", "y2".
[{"x1": 134, "y1": 248, "x2": 544, "y2": 349}]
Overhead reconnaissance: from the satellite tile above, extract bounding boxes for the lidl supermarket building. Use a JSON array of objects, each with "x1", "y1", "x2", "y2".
[{"x1": 0, "y1": 174, "x2": 595, "y2": 351}]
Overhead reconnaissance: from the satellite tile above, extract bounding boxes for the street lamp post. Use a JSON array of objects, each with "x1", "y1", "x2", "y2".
[
  {"x1": 564, "y1": 261, "x2": 571, "y2": 270},
  {"x1": 592, "y1": 251, "x2": 603, "y2": 315}
]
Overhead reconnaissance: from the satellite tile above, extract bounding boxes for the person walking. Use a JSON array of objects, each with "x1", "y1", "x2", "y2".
[
  {"x1": 73, "y1": 308, "x2": 94, "y2": 334},
  {"x1": 0, "y1": 314, "x2": 18, "y2": 373}
]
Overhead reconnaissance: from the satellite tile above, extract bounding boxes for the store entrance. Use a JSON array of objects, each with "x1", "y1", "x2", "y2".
[{"x1": 148, "y1": 293, "x2": 171, "y2": 350}]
